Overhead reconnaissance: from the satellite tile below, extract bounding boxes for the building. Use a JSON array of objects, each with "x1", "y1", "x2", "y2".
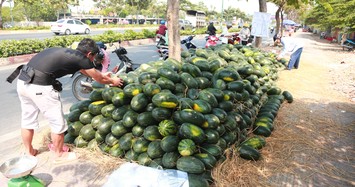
[{"x1": 185, "y1": 10, "x2": 206, "y2": 28}]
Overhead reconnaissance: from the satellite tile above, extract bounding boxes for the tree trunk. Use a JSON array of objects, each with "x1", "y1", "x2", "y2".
[
  {"x1": 255, "y1": 0, "x2": 267, "y2": 48},
  {"x1": 281, "y1": 11, "x2": 284, "y2": 36},
  {"x1": 275, "y1": 7, "x2": 281, "y2": 37},
  {"x1": 167, "y1": 0, "x2": 181, "y2": 62},
  {"x1": 0, "y1": 0, "x2": 5, "y2": 28}
]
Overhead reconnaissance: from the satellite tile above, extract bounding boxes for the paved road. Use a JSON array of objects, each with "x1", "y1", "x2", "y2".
[{"x1": 0, "y1": 27, "x2": 156, "y2": 40}]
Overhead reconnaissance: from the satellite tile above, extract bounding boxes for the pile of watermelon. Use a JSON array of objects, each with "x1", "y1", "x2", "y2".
[{"x1": 65, "y1": 44, "x2": 293, "y2": 186}]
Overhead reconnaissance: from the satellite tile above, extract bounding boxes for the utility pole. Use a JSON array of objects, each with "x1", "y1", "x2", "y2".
[{"x1": 220, "y1": 0, "x2": 224, "y2": 30}]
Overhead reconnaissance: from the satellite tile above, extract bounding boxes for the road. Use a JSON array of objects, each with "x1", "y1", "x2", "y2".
[
  {"x1": 0, "y1": 27, "x2": 156, "y2": 40},
  {"x1": 0, "y1": 37, "x2": 207, "y2": 143}
]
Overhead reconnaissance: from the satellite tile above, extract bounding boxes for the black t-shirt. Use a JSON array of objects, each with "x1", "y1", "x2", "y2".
[
  {"x1": 27, "y1": 47, "x2": 95, "y2": 78},
  {"x1": 207, "y1": 24, "x2": 217, "y2": 35}
]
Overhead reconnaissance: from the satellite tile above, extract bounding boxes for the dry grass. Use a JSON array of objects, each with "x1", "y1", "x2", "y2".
[
  {"x1": 35, "y1": 128, "x2": 126, "y2": 177},
  {"x1": 211, "y1": 99, "x2": 355, "y2": 187}
]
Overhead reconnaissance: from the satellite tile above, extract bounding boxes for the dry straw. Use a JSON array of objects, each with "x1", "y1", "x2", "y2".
[{"x1": 212, "y1": 100, "x2": 354, "y2": 186}]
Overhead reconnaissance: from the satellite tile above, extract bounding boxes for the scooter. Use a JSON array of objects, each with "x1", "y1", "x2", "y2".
[
  {"x1": 205, "y1": 35, "x2": 219, "y2": 48},
  {"x1": 156, "y1": 34, "x2": 168, "y2": 49},
  {"x1": 157, "y1": 34, "x2": 197, "y2": 60},
  {"x1": 72, "y1": 40, "x2": 134, "y2": 101},
  {"x1": 342, "y1": 38, "x2": 355, "y2": 51},
  {"x1": 181, "y1": 35, "x2": 197, "y2": 50}
]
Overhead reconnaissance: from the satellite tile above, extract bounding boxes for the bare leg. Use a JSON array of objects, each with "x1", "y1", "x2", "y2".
[
  {"x1": 21, "y1": 128, "x2": 37, "y2": 156},
  {"x1": 51, "y1": 132, "x2": 64, "y2": 157}
]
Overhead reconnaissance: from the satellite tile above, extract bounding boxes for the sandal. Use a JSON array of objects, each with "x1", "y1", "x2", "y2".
[{"x1": 48, "y1": 143, "x2": 69, "y2": 152}]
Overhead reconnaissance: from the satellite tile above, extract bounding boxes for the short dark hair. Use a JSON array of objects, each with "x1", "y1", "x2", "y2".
[
  {"x1": 76, "y1": 38, "x2": 99, "y2": 55},
  {"x1": 273, "y1": 34, "x2": 281, "y2": 42}
]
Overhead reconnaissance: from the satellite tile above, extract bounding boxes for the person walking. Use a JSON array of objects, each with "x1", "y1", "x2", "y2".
[
  {"x1": 6, "y1": 38, "x2": 123, "y2": 162},
  {"x1": 239, "y1": 23, "x2": 251, "y2": 45},
  {"x1": 274, "y1": 35, "x2": 304, "y2": 70}
]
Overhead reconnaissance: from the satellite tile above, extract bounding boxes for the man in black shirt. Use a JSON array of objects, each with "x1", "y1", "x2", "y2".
[{"x1": 11, "y1": 38, "x2": 123, "y2": 162}]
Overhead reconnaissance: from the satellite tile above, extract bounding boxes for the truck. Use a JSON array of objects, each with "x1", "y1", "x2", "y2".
[{"x1": 185, "y1": 10, "x2": 206, "y2": 28}]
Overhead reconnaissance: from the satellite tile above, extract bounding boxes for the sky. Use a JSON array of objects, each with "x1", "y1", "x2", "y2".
[{"x1": 188, "y1": 0, "x2": 278, "y2": 15}]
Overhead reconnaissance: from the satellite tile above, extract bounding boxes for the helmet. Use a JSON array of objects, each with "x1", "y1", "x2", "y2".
[
  {"x1": 243, "y1": 23, "x2": 249, "y2": 27},
  {"x1": 209, "y1": 21, "x2": 213, "y2": 24},
  {"x1": 160, "y1": 20, "x2": 165, "y2": 25},
  {"x1": 96, "y1": 41, "x2": 107, "y2": 50},
  {"x1": 227, "y1": 24, "x2": 232, "y2": 29}
]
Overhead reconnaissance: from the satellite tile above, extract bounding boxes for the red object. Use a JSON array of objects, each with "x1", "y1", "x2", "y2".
[
  {"x1": 228, "y1": 33, "x2": 240, "y2": 44},
  {"x1": 157, "y1": 25, "x2": 167, "y2": 35},
  {"x1": 326, "y1": 36, "x2": 333, "y2": 41},
  {"x1": 205, "y1": 35, "x2": 219, "y2": 48}
]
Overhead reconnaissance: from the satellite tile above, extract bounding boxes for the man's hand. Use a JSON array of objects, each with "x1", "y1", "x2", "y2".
[{"x1": 110, "y1": 77, "x2": 124, "y2": 87}]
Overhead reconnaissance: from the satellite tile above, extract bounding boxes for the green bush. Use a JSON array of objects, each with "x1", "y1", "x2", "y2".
[
  {"x1": 0, "y1": 28, "x2": 205, "y2": 58},
  {"x1": 85, "y1": 20, "x2": 92, "y2": 25}
]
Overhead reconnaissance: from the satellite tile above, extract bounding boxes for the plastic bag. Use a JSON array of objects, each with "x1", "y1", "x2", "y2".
[{"x1": 103, "y1": 162, "x2": 189, "y2": 187}]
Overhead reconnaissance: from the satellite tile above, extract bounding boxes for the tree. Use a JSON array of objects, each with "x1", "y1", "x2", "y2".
[
  {"x1": 0, "y1": 0, "x2": 9, "y2": 28},
  {"x1": 269, "y1": 0, "x2": 332, "y2": 37},
  {"x1": 14, "y1": 0, "x2": 77, "y2": 21},
  {"x1": 222, "y1": 7, "x2": 249, "y2": 23},
  {"x1": 94, "y1": 0, "x2": 127, "y2": 18},
  {"x1": 305, "y1": 0, "x2": 355, "y2": 33},
  {"x1": 167, "y1": 0, "x2": 181, "y2": 61}
]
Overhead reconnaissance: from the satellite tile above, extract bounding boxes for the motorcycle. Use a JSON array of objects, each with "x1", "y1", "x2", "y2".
[
  {"x1": 72, "y1": 40, "x2": 134, "y2": 101},
  {"x1": 156, "y1": 34, "x2": 169, "y2": 60},
  {"x1": 157, "y1": 34, "x2": 197, "y2": 60},
  {"x1": 205, "y1": 35, "x2": 219, "y2": 48},
  {"x1": 181, "y1": 35, "x2": 197, "y2": 50},
  {"x1": 222, "y1": 33, "x2": 241, "y2": 45},
  {"x1": 156, "y1": 34, "x2": 168, "y2": 49},
  {"x1": 342, "y1": 38, "x2": 355, "y2": 51}
]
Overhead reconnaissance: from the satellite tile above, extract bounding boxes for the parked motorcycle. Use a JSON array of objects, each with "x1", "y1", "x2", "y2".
[
  {"x1": 342, "y1": 38, "x2": 355, "y2": 51},
  {"x1": 72, "y1": 40, "x2": 134, "y2": 101},
  {"x1": 157, "y1": 34, "x2": 197, "y2": 60},
  {"x1": 227, "y1": 33, "x2": 241, "y2": 45},
  {"x1": 181, "y1": 35, "x2": 197, "y2": 50}
]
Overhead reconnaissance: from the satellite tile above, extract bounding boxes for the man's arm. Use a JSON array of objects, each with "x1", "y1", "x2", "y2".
[
  {"x1": 80, "y1": 68, "x2": 123, "y2": 87},
  {"x1": 277, "y1": 43, "x2": 287, "y2": 59}
]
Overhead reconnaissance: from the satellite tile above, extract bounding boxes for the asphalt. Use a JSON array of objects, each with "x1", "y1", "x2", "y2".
[{"x1": 0, "y1": 32, "x2": 276, "y2": 187}]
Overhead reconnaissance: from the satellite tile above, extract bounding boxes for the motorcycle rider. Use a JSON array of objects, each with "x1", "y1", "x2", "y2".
[
  {"x1": 207, "y1": 21, "x2": 217, "y2": 36},
  {"x1": 156, "y1": 20, "x2": 168, "y2": 46},
  {"x1": 240, "y1": 23, "x2": 251, "y2": 45}
]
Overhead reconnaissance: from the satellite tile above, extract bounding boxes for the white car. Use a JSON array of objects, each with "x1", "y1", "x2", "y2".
[
  {"x1": 179, "y1": 19, "x2": 193, "y2": 30},
  {"x1": 51, "y1": 19, "x2": 90, "y2": 35}
]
